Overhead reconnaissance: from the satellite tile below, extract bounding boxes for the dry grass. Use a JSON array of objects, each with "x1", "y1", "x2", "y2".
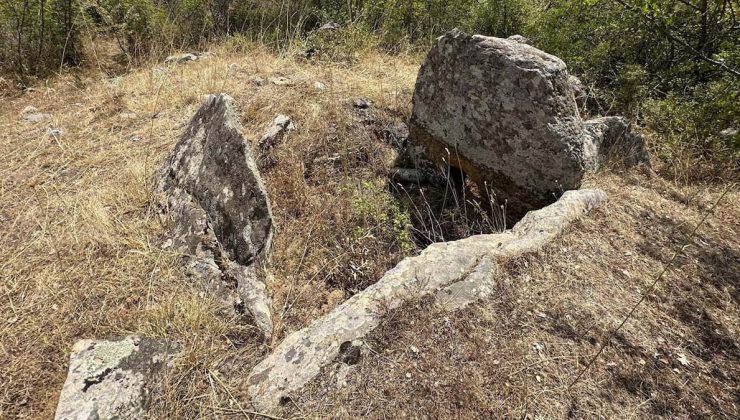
[
  {"x1": 1, "y1": 38, "x2": 738, "y2": 419},
  {"x1": 284, "y1": 171, "x2": 740, "y2": 418}
]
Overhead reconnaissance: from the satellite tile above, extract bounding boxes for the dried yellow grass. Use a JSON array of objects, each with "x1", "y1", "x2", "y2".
[{"x1": 284, "y1": 172, "x2": 740, "y2": 418}]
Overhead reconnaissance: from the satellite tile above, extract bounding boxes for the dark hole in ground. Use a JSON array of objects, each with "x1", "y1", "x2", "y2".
[{"x1": 390, "y1": 164, "x2": 524, "y2": 248}]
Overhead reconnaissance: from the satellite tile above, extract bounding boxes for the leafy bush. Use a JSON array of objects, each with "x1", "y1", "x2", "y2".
[{"x1": 0, "y1": 0, "x2": 82, "y2": 85}]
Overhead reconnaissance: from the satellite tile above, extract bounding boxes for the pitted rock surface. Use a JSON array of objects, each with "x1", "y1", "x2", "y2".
[
  {"x1": 158, "y1": 94, "x2": 274, "y2": 336},
  {"x1": 247, "y1": 189, "x2": 607, "y2": 412},
  {"x1": 410, "y1": 29, "x2": 587, "y2": 211},
  {"x1": 54, "y1": 336, "x2": 178, "y2": 420}
]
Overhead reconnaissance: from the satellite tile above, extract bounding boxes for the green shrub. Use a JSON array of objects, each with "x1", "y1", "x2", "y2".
[{"x1": 0, "y1": 0, "x2": 83, "y2": 85}]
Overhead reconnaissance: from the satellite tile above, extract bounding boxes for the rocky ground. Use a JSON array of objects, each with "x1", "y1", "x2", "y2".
[{"x1": 1, "y1": 43, "x2": 738, "y2": 418}]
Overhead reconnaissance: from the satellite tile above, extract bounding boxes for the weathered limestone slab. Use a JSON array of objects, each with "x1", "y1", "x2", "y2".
[
  {"x1": 54, "y1": 336, "x2": 178, "y2": 420},
  {"x1": 410, "y1": 29, "x2": 586, "y2": 211},
  {"x1": 247, "y1": 189, "x2": 607, "y2": 411},
  {"x1": 158, "y1": 94, "x2": 274, "y2": 336},
  {"x1": 435, "y1": 256, "x2": 496, "y2": 311}
]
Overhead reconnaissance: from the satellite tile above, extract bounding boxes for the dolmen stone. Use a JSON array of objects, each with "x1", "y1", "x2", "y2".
[
  {"x1": 409, "y1": 29, "x2": 647, "y2": 211},
  {"x1": 54, "y1": 336, "x2": 178, "y2": 420},
  {"x1": 247, "y1": 189, "x2": 607, "y2": 412},
  {"x1": 158, "y1": 94, "x2": 275, "y2": 336}
]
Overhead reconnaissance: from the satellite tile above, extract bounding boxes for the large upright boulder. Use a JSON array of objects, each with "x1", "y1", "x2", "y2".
[
  {"x1": 410, "y1": 30, "x2": 587, "y2": 210},
  {"x1": 158, "y1": 94, "x2": 274, "y2": 336},
  {"x1": 159, "y1": 94, "x2": 273, "y2": 266}
]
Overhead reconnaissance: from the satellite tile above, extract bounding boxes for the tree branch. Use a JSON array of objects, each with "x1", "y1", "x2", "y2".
[{"x1": 611, "y1": 0, "x2": 740, "y2": 78}]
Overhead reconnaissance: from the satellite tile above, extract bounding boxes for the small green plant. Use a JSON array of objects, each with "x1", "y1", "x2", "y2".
[{"x1": 349, "y1": 179, "x2": 414, "y2": 253}]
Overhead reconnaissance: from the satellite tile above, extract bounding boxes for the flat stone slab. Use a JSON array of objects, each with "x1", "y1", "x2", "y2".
[
  {"x1": 54, "y1": 336, "x2": 178, "y2": 420},
  {"x1": 247, "y1": 189, "x2": 608, "y2": 412}
]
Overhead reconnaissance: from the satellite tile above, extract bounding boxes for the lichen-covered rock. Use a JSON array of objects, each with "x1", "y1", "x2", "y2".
[
  {"x1": 21, "y1": 105, "x2": 48, "y2": 124},
  {"x1": 583, "y1": 116, "x2": 651, "y2": 169},
  {"x1": 54, "y1": 336, "x2": 178, "y2": 420},
  {"x1": 246, "y1": 189, "x2": 607, "y2": 412},
  {"x1": 229, "y1": 262, "x2": 274, "y2": 335},
  {"x1": 506, "y1": 34, "x2": 530, "y2": 44},
  {"x1": 158, "y1": 94, "x2": 274, "y2": 336},
  {"x1": 410, "y1": 29, "x2": 586, "y2": 211},
  {"x1": 160, "y1": 94, "x2": 273, "y2": 266}
]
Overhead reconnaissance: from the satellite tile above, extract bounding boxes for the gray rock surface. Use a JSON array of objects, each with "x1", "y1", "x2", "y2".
[
  {"x1": 158, "y1": 94, "x2": 274, "y2": 336},
  {"x1": 352, "y1": 98, "x2": 370, "y2": 109},
  {"x1": 247, "y1": 189, "x2": 607, "y2": 412},
  {"x1": 583, "y1": 116, "x2": 650, "y2": 169},
  {"x1": 54, "y1": 336, "x2": 178, "y2": 420},
  {"x1": 164, "y1": 52, "x2": 212, "y2": 65},
  {"x1": 410, "y1": 30, "x2": 586, "y2": 211},
  {"x1": 269, "y1": 76, "x2": 294, "y2": 86},
  {"x1": 21, "y1": 105, "x2": 48, "y2": 124},
  {"x1": 507, "y1": 34, "x2": 530, "y2": 44},
  {"x1": 319, "y1": 22, "x2": 341, "y2": 31},
  {"x1": 258, "y1": 114, "x2": 296, "y2": 152}
]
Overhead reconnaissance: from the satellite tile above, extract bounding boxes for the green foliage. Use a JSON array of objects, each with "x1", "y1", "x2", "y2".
[
  {"x1": 303, "y1": 24, "x2": 378, "y2": 62},
  {"x1": 0, "y1": 0, "x2": 82, "y2": 84},
  {"x1": 526, "y1": 0, "x2": 739, "y2": 169},
  {"x1": 349, "y1": 180, "x2": 414, "y2": 253}
]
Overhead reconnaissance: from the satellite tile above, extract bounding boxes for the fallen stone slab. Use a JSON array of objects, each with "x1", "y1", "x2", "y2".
[
  {"x1": 158, "y1": 94, "x2": 275, "y2": 336},
  {"x1": 247, "y1": 188, "x2": 607, "y2": 412},
  {"x1": 54, "y1": 336, "x2": 178, "y2": 420}
]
